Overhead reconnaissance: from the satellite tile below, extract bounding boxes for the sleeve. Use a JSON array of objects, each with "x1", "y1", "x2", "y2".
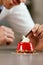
[{"x1": 7, "y1": 3, "x2": 35, "y2": 36}]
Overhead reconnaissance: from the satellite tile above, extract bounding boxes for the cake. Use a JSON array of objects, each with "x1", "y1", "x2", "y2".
[{"x1": 16, "y1": 36, "x2": 34, "y2": 53}]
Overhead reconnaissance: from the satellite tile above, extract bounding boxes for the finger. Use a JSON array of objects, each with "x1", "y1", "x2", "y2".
[
  {"x1": 10, "y1": 0, "x2": 16, "y2": 6},
  {"x1": 12, "y1": 0, "x2": 19, "y2": 5},
  {"x1": 0, "y1": 37, "x2": 6, "y2": 45},
  {"x1": 4, "y1": 32, "x2": 15, "y2": 39},
  {"x1": 35, "y1": 38, "x2": 43, "y2": 51},
  {"x1": 35, "y1": 25, "x2": 43, "y2": 37},
  {"x1": 38, "y1": 32, "x2": 43, "y2": 39},
  {"x1": 1, "y1": 26, "x2": 14, "y2": 35},
  {"x1": 5, "y1": 37, "x2": 14, "y2": 43},
  {"x1": 32, "y1": 24, "x2": 40, "y2": 34}
]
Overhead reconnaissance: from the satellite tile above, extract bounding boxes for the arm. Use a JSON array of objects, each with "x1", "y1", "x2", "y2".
[
  {"x1": 32, "y1": 24, "x2": 43, "y2": 51},
  {"x1": 27, "y1": 24, "x2": 43, "y2": 51},
  {"x1": 0, "y1": 0, "x2": 26, "y2": 9}
]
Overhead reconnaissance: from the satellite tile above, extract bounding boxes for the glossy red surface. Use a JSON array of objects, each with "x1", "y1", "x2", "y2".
[{"x1": 17, "y1": 42, "x2": 34, "y2": 53}]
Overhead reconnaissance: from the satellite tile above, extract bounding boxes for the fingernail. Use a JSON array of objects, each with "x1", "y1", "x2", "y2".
[
  {"x1": 34, "y1": 34, "x2": 36, "y2": 36},
  {"x1": 32, "y1": 29, "x2": 35, "y2": 32}
]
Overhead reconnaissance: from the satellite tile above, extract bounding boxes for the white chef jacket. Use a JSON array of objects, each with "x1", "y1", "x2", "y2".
[{"x1": 0, "y1": 3, "x2": 35, "y2": 48}]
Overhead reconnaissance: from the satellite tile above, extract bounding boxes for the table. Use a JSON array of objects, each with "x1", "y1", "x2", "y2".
[{"x1": 0, "y1": 50, "x2": 43, "y2": 65}]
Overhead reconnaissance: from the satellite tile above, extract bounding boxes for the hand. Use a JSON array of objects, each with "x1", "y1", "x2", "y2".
[
  {"x1": 32, "y1": 24, "x2": 43, "y2": 51},
  {"x1": 0, "y1": 26, "x2": 15, "y2": 45},
  {"x1": 2, "y1": 0, "x2": 26, "y2": 9}
]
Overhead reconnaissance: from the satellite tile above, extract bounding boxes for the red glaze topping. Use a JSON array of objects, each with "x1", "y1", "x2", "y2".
[{"x1": 17, "y1": 42, "x2": 34, "y2": 53}]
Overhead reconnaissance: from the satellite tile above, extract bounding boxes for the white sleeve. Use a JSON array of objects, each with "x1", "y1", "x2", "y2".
[
  {"x1": 7, "y1": 3, "x2": 35, "y2": 36},
  {"x1": 0, "y1": 7, "x2": 9, "y2": 20}
]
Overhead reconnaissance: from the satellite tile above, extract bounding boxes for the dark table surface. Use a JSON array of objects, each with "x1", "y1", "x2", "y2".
[{"x1": 0, "y1": 50, "x2": 43, "y2": 65}]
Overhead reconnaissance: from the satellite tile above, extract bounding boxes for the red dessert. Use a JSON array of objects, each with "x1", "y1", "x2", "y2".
[
  {"x1": 16, "y1": 36, "x2": 34, "y2": 53},
  {"x1": 17, "y1": 42, "x2": 34, "y2": 53}
]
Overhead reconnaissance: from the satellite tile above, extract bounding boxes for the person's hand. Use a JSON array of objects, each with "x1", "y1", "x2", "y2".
[
  {"x1": 0, "y1": 26, "x2": 15, "y2": 45},
  {"x1": 2, "y1": 0, "x2": 26, "y2": 9},
  {"x1": 32, "y1": 24, "x2": 43, "y2": 51}
]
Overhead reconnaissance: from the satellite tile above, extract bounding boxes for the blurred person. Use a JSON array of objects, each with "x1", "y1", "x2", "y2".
[
  {"x1": 5, "y1": 0, "x2": 43, "y2": 51},
  {"x1": 0, "y1": 0, "x2": 43, "y2": 51},
  {"x1": 2, "y1": 1, "x2": 43, "y2": 51}
]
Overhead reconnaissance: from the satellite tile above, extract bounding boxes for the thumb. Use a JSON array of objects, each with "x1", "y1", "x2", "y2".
[{"x1": 32, "y1": 24, "x2": 40, "y2": 36}]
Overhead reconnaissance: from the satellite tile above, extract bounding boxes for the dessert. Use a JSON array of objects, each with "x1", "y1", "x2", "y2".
[{"x1": 16, "y1": 36, "x2": 34, "y2": 53}]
